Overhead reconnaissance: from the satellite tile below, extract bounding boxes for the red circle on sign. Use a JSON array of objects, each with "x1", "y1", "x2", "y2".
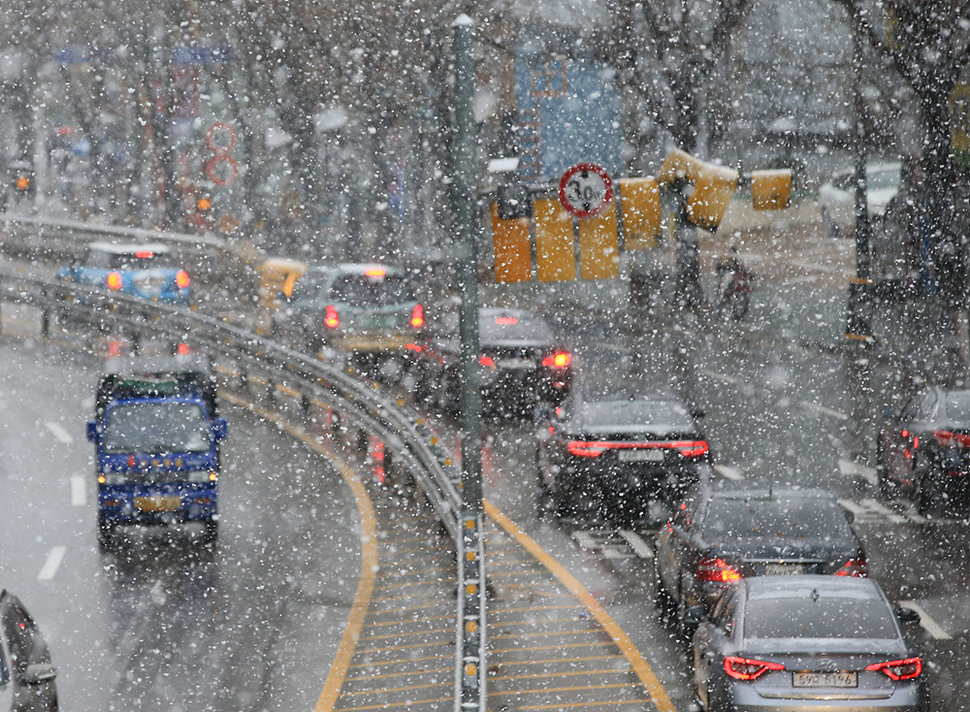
[
  {"x1": 205, "y1": 122, "x2": 237, "y2": 153},
  {"x1": 206, "y1": 154, "x2": 238, "y2": 186},
  {"x1": 558, "y1": 162, "x2": 614, "y2": 218}
]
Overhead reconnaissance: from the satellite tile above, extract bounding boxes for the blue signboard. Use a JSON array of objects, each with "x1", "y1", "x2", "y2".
[{"x1": 514, "y1": 40, "x2": 621, "y2": 182}]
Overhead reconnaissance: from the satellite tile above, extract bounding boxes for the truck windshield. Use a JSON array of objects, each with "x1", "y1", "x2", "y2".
[{"x1": 103, "y1": 402, "x2": 210, "y2": 453}]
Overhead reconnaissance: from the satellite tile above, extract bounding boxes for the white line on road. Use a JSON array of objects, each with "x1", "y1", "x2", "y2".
[
  {"x1": 700, "y1": 369, "x2": 738, "y2": 385},
  {"x1": 71, "y1": 476, "x2": 87, "y2": 507},
  {"x1": 714, "y1": 464, "x2": 744, "y2": 481},
  {"x1": 619, "y1": 530, "x2": 654, "y2": 559},
  {"x1": 572, "y1": 531, "x2": 599, "y2": 550},
  {"x1": 800, "y1": 401, "x2": 848, "y2": 420},
  {"x1": 898, "y1": 600, "x2": 952, "y2": 640},
  {"x1": 37, "y1": 546, "x2": 66, "y2": 581},
  {"x1": 836, "y1": 498, "x2": 868, "y2": 517},
  {"x1": 860, "y1": 497, "x2": 907, "y2": 524},
  {"x1": 45, "y1": 422, "x2": 73, "y2": 444}
]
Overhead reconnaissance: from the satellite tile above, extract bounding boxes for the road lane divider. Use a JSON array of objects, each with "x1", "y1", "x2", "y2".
[
  {"x1": 898, "y1": 600, "x2": 951, "y2": 640},
  {"x1": 37, "y1": 546, "x2": 66, "y2": 581}
]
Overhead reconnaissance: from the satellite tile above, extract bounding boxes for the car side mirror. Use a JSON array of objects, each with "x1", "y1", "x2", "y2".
[
  {"x1": 895, "y1": 605, "x2": 920, "y2": 624},
  {"x1": 212, "y1": 417, "x2": 228, "y2": 441},
  {"x1": 86, "y1": 421, "x2": 100, "y2": 442},
  {"x1": 691, "y1": 408, "x2": 705, "y2": 419},
  {"x1": 23, "y1": 663, "x2": 57, "y2": 685},
  {"x1": 683, "y1": 605, "x2": 707, "y2": 627}
]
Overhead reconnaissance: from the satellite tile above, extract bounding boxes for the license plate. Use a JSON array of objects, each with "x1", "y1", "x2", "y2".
[
  {"x1": 618, "y1": 449, "x2": 664, "y2": 462},
  {"x1": 497, "y1": 358, "x2": 535, "y2": 370},
  {"x1": 135, "y1": 495, "x2": 182, "y2": 512},
  {"x1": 765, "y1": 563, "x2": 804, "y2": 575},
  {"x1": 792, "y1": 671, "x2": 857, "y2": 688}
]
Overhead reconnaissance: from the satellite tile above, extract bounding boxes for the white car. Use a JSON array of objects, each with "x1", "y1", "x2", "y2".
[{"x1": 817, "y1": 162, "x2": 901, "y2": 236}]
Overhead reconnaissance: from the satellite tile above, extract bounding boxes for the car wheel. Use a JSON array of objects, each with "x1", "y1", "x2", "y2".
[
  {"x1": 916, "y1": 466, "x2": 944, "y2": 517},
  {"x1": 201, "y1": 520, "x2": 219, "y2": 544},
  {"x1": 876, "y1": 441, "x2": 901, "y2": 500},
  {"x1": 97, "y1": 521, "x2": 117, "y2": 552}
]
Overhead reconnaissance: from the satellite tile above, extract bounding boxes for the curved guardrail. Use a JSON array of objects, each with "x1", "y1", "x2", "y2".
[{"x1": 0, "y1": 266, "x2": 486, "y2": 712}]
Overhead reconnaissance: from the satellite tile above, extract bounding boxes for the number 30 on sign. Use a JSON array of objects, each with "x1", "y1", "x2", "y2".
[{"x1": 558, "y1": 163, "x2": 614, "y2": 219}]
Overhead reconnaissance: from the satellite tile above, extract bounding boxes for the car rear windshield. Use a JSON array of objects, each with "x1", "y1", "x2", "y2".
[
  {"x1": 702, "y1": 497, "x2": 851, "y2": 540},
  {"x1": 480, "y1": 314, "x2": 554, "y2": 342},
  {"x1": 580, "y1": 399, "x2": 692, "y2": 428},
  {"x1": 330, "y1": 274, "x2": 415, "y2": 306},
  {"x1": 86, "y1": 250, "x2": 177, "y2": 270},
  {"x1": 104, "y1": 402, "x2": 210, "y2": 453},
  {"x1": 744, "y1": 596, "x2": 897, "y2": 639},
  {"x1": 944, "y1": 392, "x2": 970, "y2": 422}
]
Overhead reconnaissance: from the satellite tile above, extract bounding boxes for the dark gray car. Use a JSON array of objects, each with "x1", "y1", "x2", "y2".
[
  {"x1": 0, "y1": 590, "x2": 58, "y2": 712},
  {"x1": 656, "y1": 487, "x2": 868, "y2": 634},
  {"x1": 691, "y1": 576, "x2": 928, "y2": 712}
]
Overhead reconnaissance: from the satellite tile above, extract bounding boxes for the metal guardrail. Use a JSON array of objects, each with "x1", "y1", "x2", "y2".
[{"x1": 0, "y1": 266, "x2": 487, "y2": 712}]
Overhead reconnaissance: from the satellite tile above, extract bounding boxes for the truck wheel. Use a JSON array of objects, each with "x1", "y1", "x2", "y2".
[
  {"x1": 202, "y1": 521, "x2": 219, "y2": 544},
  {"x1": 97, "y1": 522, "x2": 117, "y2": 552}
]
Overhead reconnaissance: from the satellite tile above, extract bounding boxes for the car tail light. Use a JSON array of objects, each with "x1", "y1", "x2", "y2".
[
  {"x1": 134, "y1": 250, "x2": 155, "y2": 259},
  {"x1": 176, "y1": 269, "x2": 191, "y2": 289},
  {"x1": 696, "y1": 556, "x2": 741, "y2": 583},
  {"x1": 364, "y1": 267, "x2": 386, "y2": 278},
  {"x1": 176, "y1": 342, "x2": 192, "y2": 355},
  {"x1": 566, "y1": 440, "x2": 609, "y2": 457},
  {"x1": 324, "y1": 305, "x2": 339, "y2": 329},
  {"x1": 410, "y1": 304, "x2": 425, "y2": 329},
  {"x1": 932, "y1": 430, "x2": 970, "y2": 449},
  {"x1": 106, "y1": 271, "x2": 123, "y2": 290},
  {"x1": 542, "y1": 351, "x2": 572, "y2": 368},
  {"x1": 834, "y1": 556, "x2": 869, "y2": 577},
  {"x1": 677, "y1": 441, "x2": 709, "y2": 458},
  {"x1": 479, "y1": 355, "x2": 495, "y2": 368},
  {"x1": 724, "y1": 656, "x2": 785, "y2": 680},
  {"x1": 866, "y1": 658, "x2": 922, "y2": 681},
  {"x1": 494, "y1": 316, "x2": 518, "y2": 325}
]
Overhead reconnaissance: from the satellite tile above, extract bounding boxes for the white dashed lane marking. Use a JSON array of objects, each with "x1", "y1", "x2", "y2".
[
  {"x1": 45, "y1": 422, "x2": 73, "y2": 444},
  {"x1": 37, "y1": 546, "x2": 66, "y2": 581}
]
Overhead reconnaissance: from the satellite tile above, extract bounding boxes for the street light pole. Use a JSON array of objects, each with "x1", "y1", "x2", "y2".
[{"x1": 452, "y1": 15, "x2": 486, "y2": 712}]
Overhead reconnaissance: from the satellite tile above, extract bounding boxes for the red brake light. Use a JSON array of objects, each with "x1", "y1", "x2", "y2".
[
  {"x1": 696, "y1": 556, "x2": 741, "y2": 583},
  {"x1": 866, "y1": 658, "x2": 922, "y2": 681},
  {"x1": 176, "y1": 342, "x2": 192, "y2": 355},
  {"x1": 106, "y1": 271, "x2": 123, "y2": 290},
  {"x1": 479, "y1": 355, "x2": 495, "y2": 368},
  {"x1": 324, "y1": 305, "x2": 339, "y2": 329},
  {"x1": 176, "y1": 269, "x2": 191, "y2": 289},
  {"x1": 494, "y1": 316, "x2": 518, "y2": 325},
  {"x1": 566, "y1": 440, "x2": 608, "y2": 457},
  {"x1": 410, "y1": 304, "x2": 425, "y2": 329},
  {"x1": 724, "y1": 656, "x2": 785, "y2": 680},
  {"x1": 542, "y1": 352, "x2": 572, "y2": 368},
  {"x1": 134, "y1": 250, "x2": 155, "y2": 259},
  {"x1": 834, "y1": 556, "x2": 869, "y2": 577},
  {"x1": 678, "y1": 441, "x2": 709, "y2": 458},
  {"x1": 364, "y1": 267, "x2": 386, "y2": 278}
]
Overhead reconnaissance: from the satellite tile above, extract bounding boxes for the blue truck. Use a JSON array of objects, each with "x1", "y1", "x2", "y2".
[{"x1": 87, "y1": 356, "x2": 227, "y2": 548}]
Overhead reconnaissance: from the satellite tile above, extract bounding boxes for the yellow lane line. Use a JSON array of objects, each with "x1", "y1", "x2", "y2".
[
  {"x1": 333, "y1": 697, "x2": 452, "y2": 711},
  {"x1": 217, "y1": 393, "x2": 378, "y2": 712},
  {"x1": 484, "y1": 499, "x2": 678, "y2": 712}
]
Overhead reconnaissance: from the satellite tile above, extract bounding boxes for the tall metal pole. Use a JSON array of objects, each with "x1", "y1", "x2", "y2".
[
  {"x1": 455, "y1": 15, "x2": 482, "y2": 513},
  {"x1": 452, "y1": 15, "x2": 486, "y2": 712}
]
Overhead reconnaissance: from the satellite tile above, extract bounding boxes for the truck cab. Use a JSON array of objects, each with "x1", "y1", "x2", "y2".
[{"x1": 87, "y1": 356, "x2": 226, "y2": 548}]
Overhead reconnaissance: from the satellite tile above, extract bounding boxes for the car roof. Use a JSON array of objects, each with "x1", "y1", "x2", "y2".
[
  {"x1": 742, "y1": 574, "x2": 881, "y2": 601},
  {"x1": 103, "y1": 355, "x2": 212, "y2": 378},
  {"x1": 87, "y1": 241, "x2": 172, "y2": 255}
]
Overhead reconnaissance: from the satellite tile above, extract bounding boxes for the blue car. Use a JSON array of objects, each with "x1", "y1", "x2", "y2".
[{"x1": 58, "y1": 241, "x2": 192, "y2": 305}]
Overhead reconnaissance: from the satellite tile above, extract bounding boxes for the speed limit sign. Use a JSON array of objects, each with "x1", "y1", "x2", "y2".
[{"x1": 558, "y1": 163, "x2": 614, "y2": 218}]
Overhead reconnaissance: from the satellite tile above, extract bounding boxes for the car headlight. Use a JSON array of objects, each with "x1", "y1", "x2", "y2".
[{"x1": 187, "y1": 471, "x2": 216, "y2": 483}]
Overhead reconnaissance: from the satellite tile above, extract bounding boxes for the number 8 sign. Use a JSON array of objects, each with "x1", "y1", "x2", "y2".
[{"x1": 558, "y1": 163, "x2": 614, "y2": 218}]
